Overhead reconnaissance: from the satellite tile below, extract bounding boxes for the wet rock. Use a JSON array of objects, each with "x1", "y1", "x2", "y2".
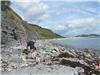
[
  {"x1": 58, "y1": 52, "x2": 74, "y2": 58},
  {"x1": 60, "y1": 59, "x2": 100, "y2": 75},
  {"x1": 60, "y1": 59, "x2": 81, "y2": 68}
]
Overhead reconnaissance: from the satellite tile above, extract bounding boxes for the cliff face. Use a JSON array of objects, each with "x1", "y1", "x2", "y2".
[
  {"x1": 1, "y1": 9, "x2": 27, "y2": 47},
  {"x1": 1, "y1": 1, "x2": 63, "y2": 48},
  {"x1": 1, "y1": 1, "x2": 38, "y2": 47}
]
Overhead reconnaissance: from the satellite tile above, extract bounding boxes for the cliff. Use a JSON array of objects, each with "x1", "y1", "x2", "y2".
[{"x1": 1, "y1": 1, "x2": 63, "y2": 47}]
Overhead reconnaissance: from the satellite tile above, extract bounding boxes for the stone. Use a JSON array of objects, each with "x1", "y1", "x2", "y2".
[
  {"x1": 75, "y1": 67, "x2": 84, "y2": 73},
  {"x1": 31, "y1": 51, "x2": 38, "y2": 58},
  {"x1": 1, "y1": 61, "x2": 9, "y2": 71},
  {"x1": 58, "y1": 52, "x2": 74, "y2": 58},
  {"x1": 36, "y1": 56, "x2": 41, "y2": 63},
  {"x1": 22, "y1": 49, "x2": 30, "y2": 55}
]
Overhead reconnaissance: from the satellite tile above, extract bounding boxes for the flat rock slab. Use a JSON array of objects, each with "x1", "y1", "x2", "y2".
[{"x1": 1, "y1": 64, "x2": 79, "y2": 75}]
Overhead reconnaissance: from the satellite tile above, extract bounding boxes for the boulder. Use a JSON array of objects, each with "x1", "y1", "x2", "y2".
[
  {"x1": 1, "y1": 61, "x2": 9, "y2": 72},
  {"x1": 22, "y1": 49, "x2": 30, "y2": 55},
  {"x1": 60, "y1": 59, "x2": 100, "y2": 75},
  {"x1": 58, "y1": 52, "x2": 74, "y2": 58}
]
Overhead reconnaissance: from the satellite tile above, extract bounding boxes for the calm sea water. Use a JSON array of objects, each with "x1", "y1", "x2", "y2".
[{"x1": 54, "y1": 37, "x2": 100, "y2": 50}]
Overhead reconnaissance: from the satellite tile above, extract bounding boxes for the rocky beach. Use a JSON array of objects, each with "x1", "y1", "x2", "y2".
[
  {"x1": 1, "y1": 1, "x2": 100, "y2": 75},
  {"x1": 1, "y1": 39, "x2": 100, "y2": 75}
]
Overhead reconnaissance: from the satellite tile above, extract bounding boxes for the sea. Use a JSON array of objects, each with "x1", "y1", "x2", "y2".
[{"x1": 54, "y1": 37, "x2": 100, "y2": 50}]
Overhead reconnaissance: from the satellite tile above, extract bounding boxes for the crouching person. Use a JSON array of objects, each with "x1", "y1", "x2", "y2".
[
  {"x1": 27, "y1": 41, "x2": 37, "y2": 58},
  {"x1": 22, "y1": 41, "x2": 37, "y2": 62},
  {"x1": 27, "y1": 41, "x2": 36, "y2": 52}
]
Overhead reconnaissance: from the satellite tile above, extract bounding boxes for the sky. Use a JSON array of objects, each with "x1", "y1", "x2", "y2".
[{"x1": 10, "y1": 0, "x2": 100, "y2": 36}]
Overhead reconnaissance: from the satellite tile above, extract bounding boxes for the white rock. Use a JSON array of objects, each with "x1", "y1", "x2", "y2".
[
  {"x1": 75, "y1": 67, "x2": 84, "y2": 73},
  {"x1": 31, "y1": 51, "x2": 37, "y2": 58}
]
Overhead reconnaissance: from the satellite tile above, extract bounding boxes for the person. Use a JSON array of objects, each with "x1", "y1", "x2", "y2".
[
  {"x1": 12, "y1": 28, "x2": 18, "y2": 40},
  {"x1": 27, "y1": 41, "x2": 36, "y2": 52},
  {"x1": 93, "y1": 59, "x2": 100, "y2": 75},
  {"x1": 96, "y1": 60, "x2": 100, "y2": 71}
]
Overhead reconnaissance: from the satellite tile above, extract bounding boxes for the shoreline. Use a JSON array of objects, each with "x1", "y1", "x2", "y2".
[{"x1": 48, "y1": 37, "x2": 100, "y2": 51}]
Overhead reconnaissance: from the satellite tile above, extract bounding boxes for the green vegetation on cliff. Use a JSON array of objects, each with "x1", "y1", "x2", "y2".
[{"x1": 30, "y1": 24, "x2": 64, "y2": 39}]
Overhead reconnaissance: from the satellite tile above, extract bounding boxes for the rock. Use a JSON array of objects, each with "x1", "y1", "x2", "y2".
[
  {"x1": 83, "y1": 52, "x2": 92, "y2": 58},
  {"x1": 7, "y1": 63, "x2": 18, "y2": 72},
  {"x1": 46, "y1": 60, "x2": 53, "y2": 65},
  {"x1": 20, "y1": 62, "x2": 29, "y2": 68},
  {"x1": 1, "y1": 39, "x2": 99, "y2": 75},
  {"x1": 21, "y1": 54, "x2": 27, "y2": 61},
  {"x1": 36, "y1": 56, "x2": 41, "y2": 63},
  {"x1": 31, "y1": 51, "x2": 38, "y2": 58},
  {"x1": 75, "y1": 67, "x2": 84, "y2": 74},
  {"x1": 1, "y1": 61, "x2": 9, "y2": 71},
  {"x1": 52, "y1": 47, "x2": 59, "y2": 52},
  {"x1": 59, "y1": 59, "x2": 100, "y2": 75},
  {"x1": 22, "y1": 49, "x2": 30, "y2": 55},
  {"x1": 58, "y1": 46, "x2": 65, "y2": 53},
  {"x1": 9, "y1": 57, "x2": 23, "y2": 63},
  {"x1": 60, "y1": 59, "x2": 81, "y2": 68},
  {"x1": 58, "y1": 52, "x2": 74, "y2": 58}
]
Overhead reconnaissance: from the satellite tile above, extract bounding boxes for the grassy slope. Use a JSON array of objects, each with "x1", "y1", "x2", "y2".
[
  {"x1": 7, "y1": 7, "x2": 26, "y2": 32},
  {"x1": 30, "y1": 24, "x2": 64, "y2": 39},
  {"x1": 7, "y1": 7, "x2": 64, "y2": 39}
]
